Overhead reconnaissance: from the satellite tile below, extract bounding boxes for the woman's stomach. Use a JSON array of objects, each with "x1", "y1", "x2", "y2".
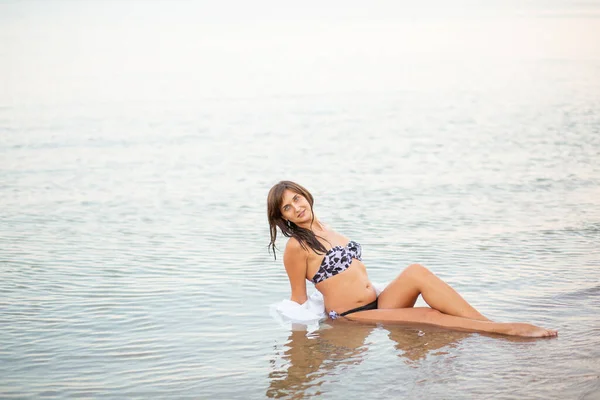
[{"x1": 316, "y1": 261, "x2": 377, "y2": 313}]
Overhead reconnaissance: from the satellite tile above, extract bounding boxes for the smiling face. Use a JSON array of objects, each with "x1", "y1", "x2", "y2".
[
  {"x1": 280, "y1": 189, "x2": 313, "y2": 226},
  {"x1": 267, "y1": 181, "x2": 319, "y2": 257}
]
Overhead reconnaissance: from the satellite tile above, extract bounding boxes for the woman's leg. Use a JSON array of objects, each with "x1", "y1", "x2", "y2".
[
  {"x1": 345, "y1": 308, "x2": 558, "y2": 338},
  {"x1": 377, "y1": 264, "x2": 490, "y2": 321}
]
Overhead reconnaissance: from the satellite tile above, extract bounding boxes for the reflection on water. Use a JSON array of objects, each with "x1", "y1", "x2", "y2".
[
  {"x1": 267, "y1": 321, "x2": 471, "y2": 398},
  {"x1": 385, "y1": 325, "x2": 470, "y2": 365},
  {"x1": 267, "y1": 321, "x2": 374, "y2": 398}
]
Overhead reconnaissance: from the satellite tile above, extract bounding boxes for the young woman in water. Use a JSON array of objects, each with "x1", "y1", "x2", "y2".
[{"x1": 267, "y1": 181, "x2": 558, "y2": 338}]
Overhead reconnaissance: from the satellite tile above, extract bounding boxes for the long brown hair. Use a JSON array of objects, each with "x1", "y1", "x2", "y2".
[{"x1": 267, "y1": 181, "x2": 328, "y2": 259}]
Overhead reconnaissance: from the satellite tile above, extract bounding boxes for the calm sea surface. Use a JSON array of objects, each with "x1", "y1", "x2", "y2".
[{"x1": 1, "y1": 2, "x2": 600, "y2": 399}]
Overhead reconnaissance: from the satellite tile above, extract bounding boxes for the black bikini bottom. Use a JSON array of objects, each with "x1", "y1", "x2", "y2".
[{"x1": 340, "y1": 298, "x2": 378, "y2": 317}]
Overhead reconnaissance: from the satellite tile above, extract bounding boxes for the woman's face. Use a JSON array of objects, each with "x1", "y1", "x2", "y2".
[{"x1": 280, "y1": 189, "x2": 312, "y2": 225}]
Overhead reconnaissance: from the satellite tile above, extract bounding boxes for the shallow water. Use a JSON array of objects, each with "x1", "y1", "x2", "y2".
[{"x1": 2, "y1": 2, "x2": 600, "y2": 399}]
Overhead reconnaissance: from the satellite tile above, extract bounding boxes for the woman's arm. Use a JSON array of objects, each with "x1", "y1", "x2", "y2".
[{"x1": 283, "y1": 239, "x2": 308, "y2": 304}]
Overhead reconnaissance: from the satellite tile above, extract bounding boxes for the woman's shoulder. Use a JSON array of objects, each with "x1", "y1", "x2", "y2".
[
  {"x1": 283, "y1": 237, "x2": 309, "y2": 267},
  {"x1": 284, "y1": 237, "x2": 305, "y2": 253}
]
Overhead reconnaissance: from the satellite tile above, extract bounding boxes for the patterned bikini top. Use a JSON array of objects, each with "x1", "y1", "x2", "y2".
[{"x1": 311, "y1": 241, "x2": 362, "y2": 284}]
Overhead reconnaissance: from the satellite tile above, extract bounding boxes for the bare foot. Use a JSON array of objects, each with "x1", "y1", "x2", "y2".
[{"x1": 507, "y1": 323, "x2": 558, "y2": 338}]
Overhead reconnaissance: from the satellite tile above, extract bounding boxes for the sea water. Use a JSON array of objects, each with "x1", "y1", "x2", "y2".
[{"x1": 1, "y1": 1, "x2": 599, "y2": 398}]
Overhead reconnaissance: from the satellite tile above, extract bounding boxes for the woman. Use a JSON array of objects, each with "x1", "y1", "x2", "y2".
[{"x1": 267, "y1": 181, "x2": 558, "y2": 338}]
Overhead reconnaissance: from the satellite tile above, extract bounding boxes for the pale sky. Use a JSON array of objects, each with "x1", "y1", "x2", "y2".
[{"x1": 1, "y1": 0, "x2": 599, "y2": 105}]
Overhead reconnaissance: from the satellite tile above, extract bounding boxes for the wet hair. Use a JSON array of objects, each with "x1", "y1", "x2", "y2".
[{"x1": 267, "y1": 181, "x2": 328, "y2": 259}]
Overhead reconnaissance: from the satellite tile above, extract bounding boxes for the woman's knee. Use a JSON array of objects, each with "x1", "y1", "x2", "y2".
[
  {"x1": 403, "y1": 263, "x2": 431, "y2": 278},
  {"x1": 416, "y1": 307, "x2": 442, "y2": 322}
]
